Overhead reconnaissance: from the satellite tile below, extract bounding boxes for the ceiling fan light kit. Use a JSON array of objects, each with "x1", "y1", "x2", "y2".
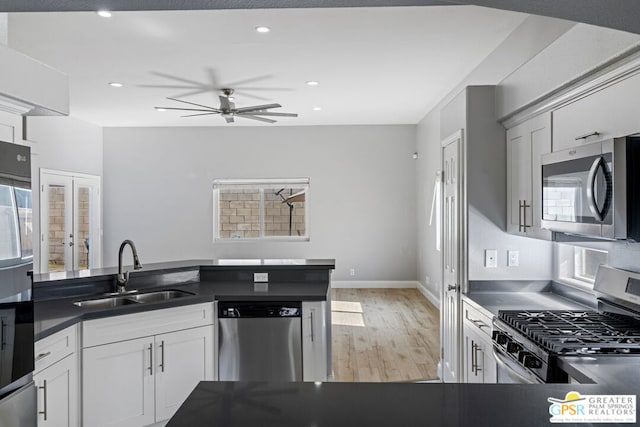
[{"x1": 155, "y1": 88, "x2": 298, "y2": 124}]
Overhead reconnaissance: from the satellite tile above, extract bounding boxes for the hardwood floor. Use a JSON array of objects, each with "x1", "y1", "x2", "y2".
[{"x1": 331, "y1": 288, "x2": 440, "y2": 382}]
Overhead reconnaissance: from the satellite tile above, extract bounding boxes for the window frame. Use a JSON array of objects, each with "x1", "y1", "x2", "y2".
[
  {"x1": 212, "y1": 178, "x2": 310, "y2": 242},
  {"x1": 556, "y1": 243, "x2": 608, "y2": 289}
]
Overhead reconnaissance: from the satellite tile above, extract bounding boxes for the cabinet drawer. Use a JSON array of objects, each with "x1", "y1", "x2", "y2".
[
  {"x1": 83, "y1": 303, "x2": 214, "y2": 348},
  {"x1": 35, "y1": 324, "x2": 78, "y2": 374},
  {"x1": 552, "y1": 72, "x2": 640, "y2": 151},
  {"x1": 462, "y1": 300, "x2": 493, "y2": 339}
]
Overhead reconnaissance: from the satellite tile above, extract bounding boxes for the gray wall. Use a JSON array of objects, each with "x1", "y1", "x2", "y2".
[
  {"x1": 102, "y1": 125, "x2": 417, "y2": 281},
  {"x1": 25, "y1": 116, "x2": 104, "y2": 273}
]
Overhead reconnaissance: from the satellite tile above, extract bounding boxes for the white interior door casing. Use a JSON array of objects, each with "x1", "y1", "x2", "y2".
[
  {"x1": 441, "y1": 130, "x2": 464, "y2": 383},
  {"x1": 40, "y1": 169, "x2": 101, "y2": 273}
]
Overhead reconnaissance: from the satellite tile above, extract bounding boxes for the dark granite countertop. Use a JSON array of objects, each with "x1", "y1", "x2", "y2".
[
  {"x1": 558, "y1": 356, "x2": 640, "y2": 385},
  {"x1": 463, "y1": 280, "x2": 595, "y2": 316},
  {"x1": 167, "y1": 381, "x2": 636, "y2": 427},
  {"x1": 34, "y1": 259, "x2": 334, "y2": 341}
]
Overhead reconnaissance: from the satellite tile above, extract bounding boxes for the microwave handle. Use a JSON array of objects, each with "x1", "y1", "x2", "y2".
[{"x1": 586, "y1": 157, "x2": 610, "y2": 222}]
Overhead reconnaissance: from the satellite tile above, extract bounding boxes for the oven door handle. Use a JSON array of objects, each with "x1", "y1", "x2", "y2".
[
  {"x1": 492, "y1": 346, "x2": 542, "y2": 384},
  {"x1": 586, "y1": 156, "x2": 611, "y2": 222}
]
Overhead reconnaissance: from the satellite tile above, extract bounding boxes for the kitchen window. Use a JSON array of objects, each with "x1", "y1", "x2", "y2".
[
  {"x1": 213, "y1": 179, "x2": 309, "y2": 241},
  {"x1": 556, "y1": 244, "x2": 608, "y2": 288}
]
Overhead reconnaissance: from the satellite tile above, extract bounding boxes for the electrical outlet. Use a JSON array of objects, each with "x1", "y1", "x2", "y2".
[
  {"x1": 349, "y1": 268, "x2": 356, "y2": 277},
  {"x1": 253, "y1": 272, "x2": 269, "y2": 283},
  {"x1": 508, "y1": 250, "x2": 519, "y2": 267},
  {"x1": 485, "y1": 250, "x2": 498, "y2": 268}
]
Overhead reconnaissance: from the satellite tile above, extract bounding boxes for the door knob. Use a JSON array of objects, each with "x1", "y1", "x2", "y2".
[{"x1": 447, "y1": 284, "x2": 458, "y2": 292}]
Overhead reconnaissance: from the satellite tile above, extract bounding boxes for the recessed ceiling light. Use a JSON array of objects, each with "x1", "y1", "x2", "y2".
[
  {"x1": 312, "y1": 106, "x2": 322, "y2": 111},
  {"x1": 108, "y1": 82, "x2": 123, "y2": 88},
  {"x1": 306, "y1": 81, "x2": 319, "y2": 86},
  {"x1": 155, "y1": 107, "x2": 167, "y2": 112},
  {"x1": 97, "y1": 10, "x2": 112, "y2": 18},
  {"x1": 255, "y1": 26, "x2": 270, "y2": 33}
]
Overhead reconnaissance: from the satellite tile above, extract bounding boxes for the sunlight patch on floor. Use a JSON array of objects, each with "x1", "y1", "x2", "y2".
[
  {"x1": 332, "y1": 311, "x2": 365, "y2": 327},
  {"x1": 332, "y1": 300, "x2": 363, "y2": 313}
]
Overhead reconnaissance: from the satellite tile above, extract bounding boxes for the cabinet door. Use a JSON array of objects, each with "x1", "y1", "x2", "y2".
[
  {"x1": 155, "y1": 325, "x2": 214, "y2": 422},
  {"x1": 302, "y1": 301, "x2": 328, "y2": 382},
  {"x1": 463, "y1": 327, "x2": 484, "y2": 383},
  {"x1": 83, "y1": 337, "x2": 155, "y2": 427},
  {"x1": 506, "y1": 113, "x2": 552, "y2": 238},
  {"x1": 35, "y1": 353, "x2": 78, "y2": 427}
]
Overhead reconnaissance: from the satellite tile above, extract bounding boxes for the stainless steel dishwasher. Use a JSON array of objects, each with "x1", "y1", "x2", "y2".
[{"x1": 218, "y1": 301, "x2": 302, "y2": 381}]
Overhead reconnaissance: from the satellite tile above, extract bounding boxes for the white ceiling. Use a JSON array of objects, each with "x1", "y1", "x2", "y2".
[{"x1": 8, "y1": 6, "x2": 526, "y2": 126}]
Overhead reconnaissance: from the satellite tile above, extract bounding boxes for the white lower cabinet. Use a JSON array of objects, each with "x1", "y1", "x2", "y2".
[
  {"x1": 462, "y1": 300, "x2": 496, "y2": 384},
  {"x1": 82, "y1": 303, "x2": 215, "y2": 427},
  {"x1": 34, "y1": 324, "x2": 79, "y2": 427},
  {"x1": 302, "y1": 301, "x2": 328, "y2": 382},
  {"x1": 154, "y1": 326, "x2": 214, "y2": 421},
  {"x1": 34, "y1": 352, "x2": 79, "y2": 427}
]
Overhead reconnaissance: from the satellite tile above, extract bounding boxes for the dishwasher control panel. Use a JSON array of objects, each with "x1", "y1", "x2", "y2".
[{"x1": 218, "y1": 301, "x2": 302, "y2": 318}]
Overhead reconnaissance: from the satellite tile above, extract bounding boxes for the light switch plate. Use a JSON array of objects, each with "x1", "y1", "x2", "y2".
[
  {"x1": 485, "y1": 250, "x2": 498, "y2": 268},
  {"x1": 254, "y1": 272, "x2": 269, "y2": 283},
  {"x1": 508, "y1": 250, "x2": 519, "y2": 267}
]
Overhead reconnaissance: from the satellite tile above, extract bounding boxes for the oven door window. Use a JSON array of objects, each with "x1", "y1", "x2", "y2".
[
  {"x1": 0, "y1": 184, "x2": 20, "y2": 266},
  {"x1": 542, "y1": 153, "x2": 612, "y2": 225}
]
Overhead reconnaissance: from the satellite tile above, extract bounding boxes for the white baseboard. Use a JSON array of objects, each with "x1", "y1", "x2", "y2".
[
  {"x1": 416, "y1": 281, "x2": 440, "y2": 308},
  {"x1": 331, "y1": 280, "x2": 419, "y2": 289}
]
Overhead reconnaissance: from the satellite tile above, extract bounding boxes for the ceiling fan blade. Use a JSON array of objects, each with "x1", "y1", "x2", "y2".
[
  {"x1": 237, "y1": 111, "x2": 298, "y2": 117},
  {"x1": 156, "y1": 106, "x2": 219, "y2": 112},
  {"x1": 225, "y1": 75, "x2": 272, "y2": 87},
  {"x1": 219, "y1": 95, "x2": 230, "y2": 110},
  {"x1": 151, "y1": 71, "x2": 205, "y2": 86},
  {"x1": 166, "y1": 97, "x2": 220, "y2": 112},
  {"x1": 237, "y1": 115, "x2": 277, "y2": 124},
  {"x1": 224, "y1": 116, "x2": 235, "y2": 123},
  {"x1": 235, "y1": 103, "x2": 282, "y2": 113},
  {"x1": 181, "y1": 112, "x2": 219, "y2": 118}
]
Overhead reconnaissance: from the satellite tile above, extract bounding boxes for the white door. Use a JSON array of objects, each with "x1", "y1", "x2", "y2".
[
  {"x1": 35, "y1": 353, "x2": 79, "y2": 427},
  {"x1": 83, "y1": 337, "x2": 155, "y2": 427},
  {"x1": 154, "y1": 326, "x2": 214, "y2": 422},
  {"x1": 40, "y1": 170, "x2": 101, "y2": 273},
  {"x1": 441, "y1": 131, "x2": 463, "y2": 383}
]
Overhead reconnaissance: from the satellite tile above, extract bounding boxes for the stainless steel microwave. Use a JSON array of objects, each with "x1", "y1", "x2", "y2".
[{"x1": 540, "y1": 136, "x2": 640, "y2": 241}]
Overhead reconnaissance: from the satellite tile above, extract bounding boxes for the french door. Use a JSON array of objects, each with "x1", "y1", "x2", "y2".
[{"x1": 40, "y1": 170, "x2": 101, "y2": 273}]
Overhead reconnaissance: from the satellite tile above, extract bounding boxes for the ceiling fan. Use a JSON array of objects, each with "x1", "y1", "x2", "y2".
[{"x1": 155, "y1": 89, "x2": 298, "y2": 124}]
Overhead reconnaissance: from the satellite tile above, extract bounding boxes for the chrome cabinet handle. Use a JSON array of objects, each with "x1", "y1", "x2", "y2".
[
  {"x1": 310, "y1": 311, "x2": 315, "y2": 342},
  {"x1": 148, "y1": 343, "x2": 153, "y2": 375},
  {"x1": 159, "y1": 341, "x2": 165, "y2": 373},
  {"x1": 471, "y1": 340, "x2": 476, "y2": 375},
  {"x1": 473, "y1": 344, "x2": 482, "y2": 375},
  {"x1": 575, "y1": 131, "x2": 600, "y2": 141},
  {"x1": 518, "y1": 200, "x2": 523, "y2": 232},
  {"x1": 38, "y1": 380, "x2": 48, "y2": 421},
  {"x1": 36, "y1": 351, "x2": 52, "y2": 362},
  {"x1": 522, "y1": 200, "x2": 531, "y2": 231},
  {"x1": 471, "y1": 319, "x2": 489, "y2": 329}
]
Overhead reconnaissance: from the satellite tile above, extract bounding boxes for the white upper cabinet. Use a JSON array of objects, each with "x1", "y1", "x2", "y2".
[
  {"x1": 552, "y1": 71, "x2": 640, "y2": 151},
  {"x1": 506, "y1": 112, "x2": 552, "y2": 239}
]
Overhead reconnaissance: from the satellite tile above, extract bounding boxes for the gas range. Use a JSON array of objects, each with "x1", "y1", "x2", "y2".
[
  {"x1": 492, "y1": 310, "x2": 640, "y2": 382},
  {"x1": 491, "y1": 266, "x2": 640, "y2": 383}
]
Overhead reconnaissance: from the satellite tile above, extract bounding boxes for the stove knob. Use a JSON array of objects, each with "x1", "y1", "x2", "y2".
[
  {"x1": 522, "y1": 354, "x2": 542, "y2": 369},
  {"x1": 506, "y1": 341, "x2": 522, "y2": 354},
  {"x1": 493, "y1": 332, "x2": 509, "y2": 345}
]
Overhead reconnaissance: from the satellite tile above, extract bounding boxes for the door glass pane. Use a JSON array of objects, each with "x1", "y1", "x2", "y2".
[
  {"x1": 0, "y1": 185, "x2": 20, "y2": 261},
  {"x1": 77, "y1": 186, "x2": 91, "y2": 270},
  {"x1": 47, "y1": 185, "x2": 67, "y2": 273},
  {"x1": 264, "y1": 187, "x2": 306, "y2": 237},
  {"x1": 14, "y1": 187, "x2": 33, "y2": 259}
]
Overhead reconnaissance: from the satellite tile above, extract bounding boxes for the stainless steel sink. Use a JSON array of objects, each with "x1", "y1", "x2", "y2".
[
  {"x1": 74, "y1": 289, "x2": 195, "y2": 309},
  {"x1": 127, "y1": 290, "x2": 194, "y2": 303},
  {"x1": 73, "y1": 296, "x2": 141, "y2": 309}
]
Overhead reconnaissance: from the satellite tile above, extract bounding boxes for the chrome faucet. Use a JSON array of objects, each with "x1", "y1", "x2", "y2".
[{"x1": 116, "y1": 240, "x2": 142, "y2": 293}]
